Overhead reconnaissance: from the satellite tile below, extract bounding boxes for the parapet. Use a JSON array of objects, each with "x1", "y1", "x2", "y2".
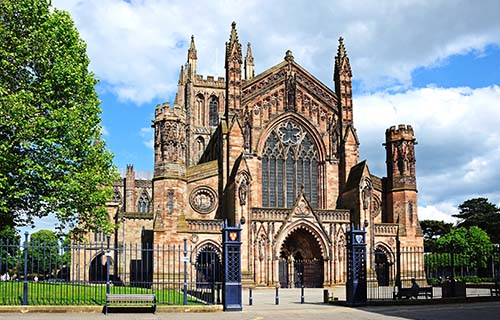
[
  {"x1": 194, "y1": 74, "x2": 226, "y2": 88},
  {"x1": 385, "y1": 124, "x2": 414, "y2": 141},
  {"x1": 154, "y1": 102, "x2": 185, "y2": 121}
]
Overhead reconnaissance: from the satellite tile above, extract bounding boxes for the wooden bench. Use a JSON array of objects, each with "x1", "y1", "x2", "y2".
[
  {"x1": 105, "y1": 293, "x2": 156, "y2": 315},
  {"x1": 394, "y1": 286, "x2": 433, "y2": 299}
]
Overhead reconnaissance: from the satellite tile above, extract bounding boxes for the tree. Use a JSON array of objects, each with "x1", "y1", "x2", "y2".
[
  {"x1": 0, "y1": 226, "x2": 20, "y2": 274},
  {"x1": 27, "y1": 230, "x2": 60, "y2": 276},
  {"x1": 420, "y1": 220, "x2": 453, "y2": 252},
  {"x1": 0, "y1": 0, "x2": 118, "y2": 235},
  {"x1": 437, "y1": 226, "x2": 493, "y2": 270},
  {"x1": 453, "y1": 198, "x2": 500, "y2": 244}
]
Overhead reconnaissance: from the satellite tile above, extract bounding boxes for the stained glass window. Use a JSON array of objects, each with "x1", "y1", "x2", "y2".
[{"x1": 262, "y1": 120, "x2": 319, "y2": 208}]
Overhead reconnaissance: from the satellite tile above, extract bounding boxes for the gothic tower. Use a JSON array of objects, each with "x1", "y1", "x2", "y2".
[{"x1": 384, "y1": 125, "x2": 422, "y2": 241}]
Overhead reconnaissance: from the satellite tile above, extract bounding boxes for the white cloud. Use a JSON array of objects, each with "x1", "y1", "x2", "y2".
[
  {"x1": 139, "y1": 127, "x2": 154, "y2": 149},
  {"x1": 52, "y1": 0, "x2": 500, "y2": 104},
  {"x1": 356, "y1": 85, "x2": 500, "y2": 220},
  {"x1": 418, "y1": 203, "x2": 458, "y2": 224}
]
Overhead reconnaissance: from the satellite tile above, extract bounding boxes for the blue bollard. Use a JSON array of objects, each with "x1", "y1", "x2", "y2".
[
  {"x1": 249, "y1": 287, "x2": 253, "y2": 306},
  {"x1": 301, "y1": 286, "x2": 304, "y2": 304},
  {"x1": 275, "y1": 286, "x2": 279, "y2": 305}
]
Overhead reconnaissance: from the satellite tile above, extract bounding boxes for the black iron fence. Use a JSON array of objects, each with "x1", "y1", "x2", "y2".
[
  {"x1": 0, "y1": 233, "x2": 222, "y2": 306},
  {"x1": 368, "y1": 246, "x2": 500, "y2": 300}
]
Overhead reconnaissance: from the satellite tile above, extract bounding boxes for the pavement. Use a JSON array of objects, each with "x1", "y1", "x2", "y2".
[{"x1": 1, "y1": 288, "x2": 500, "y2": 320}]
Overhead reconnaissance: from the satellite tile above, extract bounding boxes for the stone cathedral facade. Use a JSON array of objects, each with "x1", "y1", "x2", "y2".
[{"x1": 105, "y1": 22, "x2": 423, "y2": 288}]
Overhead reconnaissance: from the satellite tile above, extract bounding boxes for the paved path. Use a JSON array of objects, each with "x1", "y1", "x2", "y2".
[{"x1": 1, "y1": 288, "x2": 499, "y2": 320}]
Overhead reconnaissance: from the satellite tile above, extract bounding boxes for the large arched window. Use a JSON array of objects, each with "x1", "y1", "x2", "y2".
[
  {"x1": 195, "y1": 94, "x2": 205, "y2": 126},
  {"x1": 262, "y1": 120, "x2": 319, "y2": 208},
  {"x1": 209, "y1": 96, "x2": 219, "y2": 127},
  {"x1": 137, "y1": 189, "x2": 150, "y2": 213}
]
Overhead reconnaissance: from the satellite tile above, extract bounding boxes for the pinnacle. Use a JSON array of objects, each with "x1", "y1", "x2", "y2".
[
  {"x1": 337, "y1": 36, "x2": 347, "y2": 60},
  {"x1": 187, "y1": 34, "x2": 197, "y2": 60},
  {"x1": 246, "y1": 42, "x2": 253, "y2": 57},
  {"x1": 284, "y1": 50, "x2": 294, "y2": 62},
  {"x1": 229, "y1": 21, "x2": 239, "y2": 44}
]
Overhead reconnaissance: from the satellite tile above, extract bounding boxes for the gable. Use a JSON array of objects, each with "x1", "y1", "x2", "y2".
[{"x1": 242, "y1": 61, "x2": 339, "y2": 114}]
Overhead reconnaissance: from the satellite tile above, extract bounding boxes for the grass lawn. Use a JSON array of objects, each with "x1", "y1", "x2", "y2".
[{"x1": 0, "y1": 282, "x2": 203, "y2": 305}]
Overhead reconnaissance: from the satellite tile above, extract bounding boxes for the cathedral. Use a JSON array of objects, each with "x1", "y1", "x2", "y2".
[{"x1": 104, "y1": 22, "x2": 424, "y2": 288}]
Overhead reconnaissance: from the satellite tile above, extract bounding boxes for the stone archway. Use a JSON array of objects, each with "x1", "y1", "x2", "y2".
[{"x1": 279, "y1": 228, "x2": 324, "y2": 288}]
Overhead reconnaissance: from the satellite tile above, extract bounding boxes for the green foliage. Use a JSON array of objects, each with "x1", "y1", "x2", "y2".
[
  {"x1": 0, "y1": 0, "x2": 119, "y2": 235},
  {"x1": 436, "y1": 226, "x2": 493, "y2": 269},
  {"x1": 27, "y1": 230, "x2": 60, "y2": 275},
  {"x1": 420, "y1": 220, "x2": 453, "y2": 252},
  {"x1": 0, "y1": 226, "x2": 21, "y2": 274},
  {"x1": 454, "y1": 198, "x2": 500, "y2": 244}
]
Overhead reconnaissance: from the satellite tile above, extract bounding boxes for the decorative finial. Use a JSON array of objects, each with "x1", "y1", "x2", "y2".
[
  {"x1": 246, "y1": 42, "x2": 253, "y2": 57},
  {"x1": 284, "y1": 50, "x2": 294, "y2": 62},
  {"x1": 229, "y1": 21, "x2": 239, "y2": 44},
  {"x1": 188, "y1": 35, "x2": 197, "y2": 60}
]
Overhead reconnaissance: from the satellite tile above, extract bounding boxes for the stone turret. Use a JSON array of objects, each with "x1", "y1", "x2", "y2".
[
  {"x1": 153, "y1": 103, "x2": 187, "y2": 178},
  {"x1": 384, "y1": 125, "x2": 421, "y2": 240}
]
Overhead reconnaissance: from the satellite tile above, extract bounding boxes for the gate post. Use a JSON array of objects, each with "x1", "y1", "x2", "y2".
[
  {"x1": 346, "y1": 224, "x2": 367, "y2": 306},
  {"x1": 222, "y1": 221, "x2": 242, "y2": 311}
]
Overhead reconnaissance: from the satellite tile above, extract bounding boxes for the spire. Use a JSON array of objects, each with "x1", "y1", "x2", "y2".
[
  {"x1": 187, "y1": 35, "x2": 197, "y2": 80},
  {"x1": 244, "y1": 42, "x2": 254, "y2": 80},
  {"x1": 245, "y1": 42, "x2": 253, "y2": 63},
  {"x1": 229, "y1": 21, "x2": 239, "y2": 45},
  {"x1": 335, "y1": 36, "x2": 351, "y2": 76},
  {"x1": 226, "y1": 21, "x2": 242, "y2": 62},
  {"x1": 187, "y1": 35, "x2": 197, "y2": 61}
]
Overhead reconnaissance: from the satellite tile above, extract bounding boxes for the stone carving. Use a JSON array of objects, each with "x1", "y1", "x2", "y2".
[
  {"x1": 360, "y1": 178, "x2": 372, "y2": 211},
  {"x1": 393, "y1": 140, "x2": 415, "y2": 176},
  {"x1": 285, "y1": 73, "x2": 296, "y2": 111},
  {"x1": 238, "y1": 177, "x2": 249, "y2": 206},
  {"x1": 190, "y1": 186, "x2": 217, "y2": 214}
]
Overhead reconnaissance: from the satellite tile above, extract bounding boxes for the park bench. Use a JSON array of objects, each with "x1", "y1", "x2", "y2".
[
  {"x1": 490, "y1": 282, "x2": 499, "y2": 297},
  {"x1": 393, "y1": 286, "x2": 433, "y2": 299},
  {"x1": 105, "y1": 293, "x2": 156, "y2": 315}
]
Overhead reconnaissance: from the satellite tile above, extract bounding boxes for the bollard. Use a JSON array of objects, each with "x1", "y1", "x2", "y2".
[
  {"x1": 249, "y1": 286, "x2": 253, "y2": 306},
  {"x1": 275, "y1": 286, "x2": 279, "y2": 305},
  {"x1": 323, "y1": 289, "x2": 329, "y2": 303},
  {"x1": 301, "y1": 286, "x2": 304, "y2": 304}
]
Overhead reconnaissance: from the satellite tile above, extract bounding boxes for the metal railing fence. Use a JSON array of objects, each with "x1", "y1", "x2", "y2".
[{"x1": 0, "y1": 233, "x2": 222, "y2": 306}]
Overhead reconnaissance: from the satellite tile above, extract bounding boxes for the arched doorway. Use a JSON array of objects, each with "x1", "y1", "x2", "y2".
[
  {"x1": 195, "y1": 245, "x2": 222, "y2": 288},
  {"x1": 374, "y1": 247, "x2": 391, "y2": 286},
  {"x1": 89, "y1": 252, "x2": 109, "y2": 283},
  {"x1": 279, "y1": 228, "x2": 324, "y2": 288}
]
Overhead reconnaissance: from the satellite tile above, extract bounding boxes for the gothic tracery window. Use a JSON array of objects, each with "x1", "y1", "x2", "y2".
[
  {"x1": 209, "y1": 96, "x2": 219, "y2": 127},
  {"x1": 262, "y1": 120, "x2": 319, "y2": 208},
  {"x1": 196, "y1": 94, "x2": 205, "y2": 126},
  {"x1": 137, "y1": 189, "x2": 151, "y2": 213}
]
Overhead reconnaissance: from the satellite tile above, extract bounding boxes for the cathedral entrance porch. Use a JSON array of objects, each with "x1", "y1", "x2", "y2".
[{"x1": 278, "y1": 228, "x2": 324, "y2": 288}]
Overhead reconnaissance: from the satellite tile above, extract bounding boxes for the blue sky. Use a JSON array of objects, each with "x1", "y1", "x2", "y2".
[{"x1": 24, "y1": 0, "x2": 500, "y2": 232}]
